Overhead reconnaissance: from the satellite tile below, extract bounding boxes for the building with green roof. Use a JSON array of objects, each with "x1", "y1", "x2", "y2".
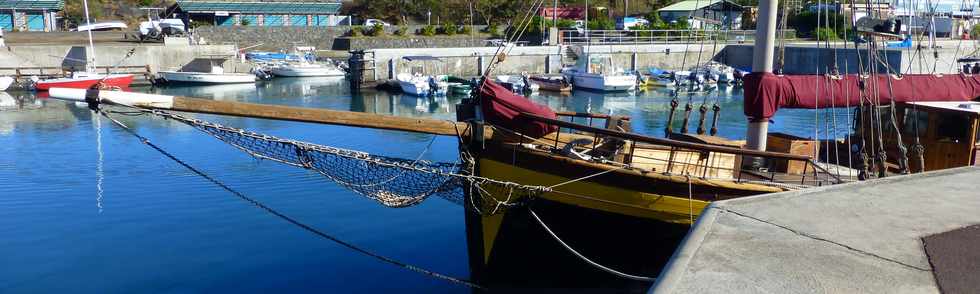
[
  {"x1": 169, "y1": 0, "x2": 346, "y2": 27},
  {"x1": 658, "y1": 0, "x2": 744, "y2": 29},
  {"x1": 0, "y1": 0, "x2": 64, "y2": 31}
]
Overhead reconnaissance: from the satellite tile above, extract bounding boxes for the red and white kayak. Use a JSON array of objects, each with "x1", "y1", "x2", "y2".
[{"x1": 33, "y1": 73, "x2": 134, "y2": 91}]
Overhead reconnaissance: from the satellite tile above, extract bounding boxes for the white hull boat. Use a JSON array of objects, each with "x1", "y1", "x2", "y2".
[
  {"x1": 159, "y1": 65, "x2": 256, "y2": 84},
  {"x1": 567, "y1": 73, "x2": 636, "y2": 91},
  {"x1": 159, "y1": 71, "x2": 256, "y2": 84},
  {"x1": 269, "y1": 63, "x2": 345, "y2": 77},
  {"x1": 396, "y1": 73, "x2": 431, "y2": 96},
  {"x1": 562, "y1": 53, "x2": 636, "y2": 92}
]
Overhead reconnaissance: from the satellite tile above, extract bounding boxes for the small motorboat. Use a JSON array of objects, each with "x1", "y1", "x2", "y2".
[
  {"x1": 528, "y1": 75, "x2": 571, "y2": 93},
  {"x1": 561, "y1": 53, "x2": 636, "y2": 92},
  {"x1": 396, "y1": 56, "x2": 449, "y2": 96},
  {"x1": 396, "y1": 73, "x2": 448, "y2": 96},
  {"x1": 446, "y1": 76, "x2": 473, "y2": 96},
  {"x1": 269, "y1": 62, "x2": 345, "y2": 77},
  {"x1": 496, "y1": 75, "x2": 539, "y2": 94},
  {"x1": 267, "y1": 46, "x2": 346, "y2": 77},
  {"x1": 157, "y1": 58, "x2": 256, "y2": 85}
]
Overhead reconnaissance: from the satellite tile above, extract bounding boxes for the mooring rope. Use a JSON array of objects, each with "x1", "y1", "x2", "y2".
[
  {"x1": 96, "y1": 110, "x2": 486, "y2": 290},
  {"x1": 529, "y1": 208, "x2": 657, "y2": 282}
]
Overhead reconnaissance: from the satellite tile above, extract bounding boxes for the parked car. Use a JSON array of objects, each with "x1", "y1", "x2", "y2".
[{"x1": 364, "y1": 19, "x2": 390, "y2": 27}]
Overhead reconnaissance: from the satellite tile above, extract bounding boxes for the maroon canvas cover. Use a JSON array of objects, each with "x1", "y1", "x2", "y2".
[
  {"x1": 743, "y1": 72, "x2": 980, "y2": 119},
  {"x1": 479, "y1": 80, "x2": 558, "y2": 138}
]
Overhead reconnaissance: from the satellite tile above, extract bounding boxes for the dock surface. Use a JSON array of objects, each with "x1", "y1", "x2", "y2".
[{"x1": 652, "y1": 166, "x2": 980, "y2": 293}]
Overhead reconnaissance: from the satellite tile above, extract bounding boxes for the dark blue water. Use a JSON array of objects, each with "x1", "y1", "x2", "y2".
[{"x1": 0, "y1": 78, "x2": 848, "y2": 292}]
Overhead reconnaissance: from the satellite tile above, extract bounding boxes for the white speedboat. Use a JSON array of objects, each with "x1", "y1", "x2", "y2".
[
  {"x1": 269, "y1": 62, "x2": 345, "y2": 77},
  {"x1": 396, "y1": 73, "x2": 448, "y2": 96},
  {"x1": 396, "y1": 73, "x2": 431, "y2": 96},
  {"x1": 561, "y1": 53, "x2": 636, "y2": 92},
  {"x1": 158, "y1": 59, "x2": 256, "y2": 85}
]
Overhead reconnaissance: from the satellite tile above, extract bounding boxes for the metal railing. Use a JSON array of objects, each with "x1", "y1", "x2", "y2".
[{"x1": 559, "y1": 29, "x2": 796, "y2": 45}]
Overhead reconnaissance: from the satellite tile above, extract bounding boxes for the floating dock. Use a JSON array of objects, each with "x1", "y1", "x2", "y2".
[{"x1": 652, "y1": 166, "x2": 980, "y2": 293}]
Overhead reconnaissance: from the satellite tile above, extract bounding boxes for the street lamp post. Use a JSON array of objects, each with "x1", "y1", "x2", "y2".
[{"x1": 427, "y1": 10, "x2": 431, "y2": 26}]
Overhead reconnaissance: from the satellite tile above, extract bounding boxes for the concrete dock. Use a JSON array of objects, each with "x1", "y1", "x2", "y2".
[{"x1": 651, "y1": 166, "x2": 980, "y2": 293}]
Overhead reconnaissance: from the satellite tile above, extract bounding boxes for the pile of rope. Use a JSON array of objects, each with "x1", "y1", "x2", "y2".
[{"x1": 143, "y1": 109, "x2": 549, "y2": 213}]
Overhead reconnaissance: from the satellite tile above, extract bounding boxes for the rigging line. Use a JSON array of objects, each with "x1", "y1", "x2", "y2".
[
  {"x1": 528, "y1": 208, "x2": 657, "y2": 282},
  {"x1": 482, "y1": 0, "x2": 545, "y2": 78},
  {"x1": 97, "y1": 110, "x2": 486, "y2": 290},
  {"x1": 547, "y1": 165, "x2": 628, "y2": 189}
]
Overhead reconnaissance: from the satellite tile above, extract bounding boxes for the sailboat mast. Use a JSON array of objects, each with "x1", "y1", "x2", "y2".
[
  {"x1": 82, "y1": 0, "x2": 97, "y2": 73},
  {"x1": 745, "y1": 0, "x2": 779, "y2": 152}
]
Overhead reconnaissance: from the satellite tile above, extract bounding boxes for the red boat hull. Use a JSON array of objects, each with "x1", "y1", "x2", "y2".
[{"x1": 34, "y1": 74, "x2": 134, "y2": 91}]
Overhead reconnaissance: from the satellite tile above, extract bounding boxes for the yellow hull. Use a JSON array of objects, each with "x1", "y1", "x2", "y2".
[{"x1": 474, "y1": 158, "x2": 710, "y2": 265}]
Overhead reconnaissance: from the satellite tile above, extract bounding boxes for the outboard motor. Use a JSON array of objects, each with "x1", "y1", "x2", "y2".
[{"x1": 251, "y1": 67, "x2": 273, "y2": 80}]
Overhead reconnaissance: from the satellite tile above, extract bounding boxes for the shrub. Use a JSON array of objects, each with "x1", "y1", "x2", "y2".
[
  {"x1": 588, "y1": 18, "x2": 615, "y2": 30},
  {"x1": 484, "y1": 22, "x2": 499, "y2": 35},
  {"x1": 556, "y1": 19, "x2": 577, "y2": 29},
  {"x1": 814, "y1": 27, "x2": 839, "y2": 40},
  {"x1": 349, "y1": 26, "x2": 363, "y2": 37},
  {"x1": 972, "y1": 24, "x2": 980, "y2": 39},
  {"x1": 442, "y1": 23, "x2": 458, "y2": 35},
  {"x1": 459, "y1": 25, "x2": 472, "y2": 35},
  {"x1": 419, "y1": 25, "x2": 436, "y2": 36},
  {"x1": 395, "y1": 25, "x2": 408, "y2": 36},
  {"x1": 368, "y1": 23, "x2": 385, "y2": 36}
]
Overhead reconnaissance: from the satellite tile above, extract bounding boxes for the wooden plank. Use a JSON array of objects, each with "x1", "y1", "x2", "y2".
[{"x1": 170, "y1": 96, "x2": 470, "y2": 136}]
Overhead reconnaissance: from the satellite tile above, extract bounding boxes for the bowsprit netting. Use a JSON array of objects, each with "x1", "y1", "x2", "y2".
[{"x1": 145, "y1": 109, "x2": 549, "y2": 211}]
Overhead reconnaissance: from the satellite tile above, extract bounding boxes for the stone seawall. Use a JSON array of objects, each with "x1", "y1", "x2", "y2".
[
  {"x1": 338, "y1": 36, "x2": 495, "y2": 51},
  {"x1": 194, "y1": 26, "x2": 347, "y2": 52},
  {"x1": 194, "y1": 25, "x2": 497, "y2": 51},
  {"x1": 359, "y1": 45, "x2": 720, "y2": 82},
  {"x1": 0, "y1": 44, "x2": 250, "y2": 75}
]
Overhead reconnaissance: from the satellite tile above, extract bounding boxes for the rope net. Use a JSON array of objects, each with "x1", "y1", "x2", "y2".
[{"x1": 145, "y1": 110, "x2": 548, "y2": 211}]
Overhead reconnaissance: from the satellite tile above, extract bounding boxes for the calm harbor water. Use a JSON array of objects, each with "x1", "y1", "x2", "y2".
[{"x1": 0, "y1": 78, "x2": 848, "y2": 292}]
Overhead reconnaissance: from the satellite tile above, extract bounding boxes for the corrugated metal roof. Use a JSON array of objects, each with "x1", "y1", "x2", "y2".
[
  {"x1": 175, "y1": 1, "x2": 341, "y2": 14},
  {"x1": 659, "y1": 0, "x2": 721, "y2": 12},
  {"x1": 0, "y1": 0, "x2": 64, "y2": 10}
]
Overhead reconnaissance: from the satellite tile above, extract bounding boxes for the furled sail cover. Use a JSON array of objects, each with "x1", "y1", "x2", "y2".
[
  {"x1": 743, "y1": 73, "x2": 980, "y2": 119},
  {"x1": 480, "y1": 80, "x2": 558, "y2": 138}
]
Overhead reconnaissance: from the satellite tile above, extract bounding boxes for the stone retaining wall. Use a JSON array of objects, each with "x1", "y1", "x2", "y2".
[{"x1": 194, "y1": 26, "x2": 347, "y2": 51}]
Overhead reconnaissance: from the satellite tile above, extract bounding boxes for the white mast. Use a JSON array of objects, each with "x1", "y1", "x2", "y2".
[
  {"x1": 745, "y1": 0, "x2": 778, "y2": 152},
  {"x1": 82, "y1": 0, "x2": 97, "y2": 73}
]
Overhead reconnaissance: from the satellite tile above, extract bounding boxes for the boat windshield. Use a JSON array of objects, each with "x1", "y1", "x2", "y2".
[{"x1": 587, "y1": 56, "x2": 616, "y2": 75}]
